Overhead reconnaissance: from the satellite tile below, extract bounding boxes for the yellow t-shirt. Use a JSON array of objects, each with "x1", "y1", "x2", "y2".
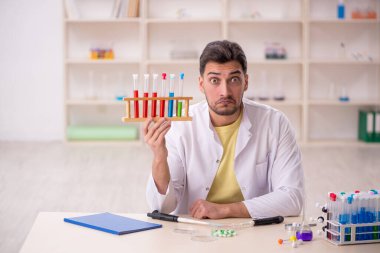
[{"x1": 206, "y1": 112, "x2": 245, "y2": 204}]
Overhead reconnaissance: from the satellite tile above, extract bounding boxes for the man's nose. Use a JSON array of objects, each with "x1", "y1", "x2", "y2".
[{"x1": 219, "y1": 80, "x2": 230, "y2": 96}]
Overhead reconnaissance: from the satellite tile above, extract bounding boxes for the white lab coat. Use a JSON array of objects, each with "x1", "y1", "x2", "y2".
[{"x1": 146, "y1": 98, "x2": 304, "y2": 218}]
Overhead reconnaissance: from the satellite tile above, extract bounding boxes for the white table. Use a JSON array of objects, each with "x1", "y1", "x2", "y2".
[{"x1": 20, "y1": 212, "x2": 380, "y2": 253}]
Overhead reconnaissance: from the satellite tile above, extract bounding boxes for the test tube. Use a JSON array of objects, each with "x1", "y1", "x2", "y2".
[
  {"x1": 168, "y1": 74, "x2": 175, "y2": 117},
  {"x1": 132, "y1": 74, "x2": 139, "y2": 118},
  {"x1": 330, "y1": 193, "x2": 337, "y2": 221},
  {"x1": 352, "y1": 194, "x2": 359, "y2": 240},
  {"x1": 368, "y1": 193, "x2": 375, "y2": 240},
  {"x1": 177, "y1": 72, "x2": 184, "y2": 117},
  {"x1": 143, "y1": 74, "x2": 150, "y2": 118},
  {"x1": 159, "y1": 73, "x2": 167, "y2": 117},
  {"x1": 327, "y1": 192, "x2": 332, "y2": 221},
  {"x1": 375, "y1": 194, "x2": 380, "y2": 240},
  {"x1": 346, "y1": 196, "x2": 353, "y2": 241},
  {"x1": 151, "y1": 74, "x2": 158, "y2": 118},
  {"x1": 358, "y1": 193, "x2": 367, "y2": 241},
  {"x1": 339, "y1": 196, "x2": 346, "y2": 224}
]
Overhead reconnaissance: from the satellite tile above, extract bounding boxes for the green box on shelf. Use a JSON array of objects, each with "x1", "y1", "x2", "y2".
[
  {"x1": 67, "y1": 126, "x2": 138, "y2": 141},
  {"x1": 358, "y1": 110, "x2": 376, "y2": 142},
  {"x1": 375, "y1": 111, "x2": 380, "y2": 142}
]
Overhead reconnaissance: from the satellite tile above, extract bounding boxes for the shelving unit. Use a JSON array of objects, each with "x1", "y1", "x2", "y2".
[{"x1": 63, "y1": 0, "x2": 380, "y2": 145}]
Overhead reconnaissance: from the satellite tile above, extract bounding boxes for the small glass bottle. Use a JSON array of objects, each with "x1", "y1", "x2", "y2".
[{"x1": 296, "y1": 222, "x2": 313, "y2": 241}]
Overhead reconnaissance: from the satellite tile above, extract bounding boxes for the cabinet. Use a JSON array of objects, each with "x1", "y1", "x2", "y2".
[{"x1": 63, "y1": 0, "x2": 380, "y2": 145}]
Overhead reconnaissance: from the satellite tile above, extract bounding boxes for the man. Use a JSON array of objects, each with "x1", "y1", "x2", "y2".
[{"x1": 144, "y1": 40, "x2": 304, "y2": 219}]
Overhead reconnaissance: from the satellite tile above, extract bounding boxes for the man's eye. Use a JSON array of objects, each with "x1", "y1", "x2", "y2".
[
  {"x1": 231, "y1": 77, "x2": 241, "y2": 84},
  {"x1": 210, "y1": 78, "x2": 219, "y2": 84}
]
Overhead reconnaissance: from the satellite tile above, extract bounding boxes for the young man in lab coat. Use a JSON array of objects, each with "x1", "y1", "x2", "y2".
[{"x1": 144, "y1": 40, "x2": 304, "y2": 219}]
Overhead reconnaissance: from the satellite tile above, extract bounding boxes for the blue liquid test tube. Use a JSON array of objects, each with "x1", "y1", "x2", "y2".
[
  {"x1": 168, "y1": 74, "x2": 175, "y2": 117},
  {"x1": 345, "y1": 196, "x2": 353, "y2": 241},
  {"x1": 359, "y1": 194, "x2": 366, "y2": 241},
  {"x1": 375, "y1": 195, "x2": 380, "y2": 239}
]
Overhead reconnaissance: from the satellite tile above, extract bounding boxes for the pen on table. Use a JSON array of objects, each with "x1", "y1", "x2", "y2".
[{"x1": 147, "y1": 210, "x2": 284, "y2": 226}]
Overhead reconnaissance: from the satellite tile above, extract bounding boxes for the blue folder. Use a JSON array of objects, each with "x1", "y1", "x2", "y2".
[{"x1": 64, "y1": 212, "x2": 162, "y2": 235}]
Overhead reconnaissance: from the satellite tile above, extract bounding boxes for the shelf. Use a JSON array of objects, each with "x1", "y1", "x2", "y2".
[
  {"x1": 309, "y1": 59, "x2": 380, "y2": 65},
  {"x1": 308, "y1": 100, "x2": 380, "y2": 106},
  {"x1": 250, "y1": 99, "x2": 303, "y2": 106},
  {"x1": 66, "y1": 100, "x2": 124, "y2": 106},
  {"x1": 63, "y1": 0, "x2": 380, "y2": 144},
  {"x1": 309, "y1": 19, "x2": 379, "y2": 24},
  {"x1": 66, "y1": 59, "x2": 140, "y2": 65},
  {"x1": 146, "y1": 59, "x2": 198, "y2": 65},
  {"x1": 228, "y1": 19, "x2": 303, "y2": 24},
  {"x1": 146, "y1": 18, "x2": 221, "y2": 24},
  {"x1": 248, "y1": 59, "x2": 302, "y2": 65},
  {"x1": 65, "y1": 18, "x2": 141, "y2": 24}
]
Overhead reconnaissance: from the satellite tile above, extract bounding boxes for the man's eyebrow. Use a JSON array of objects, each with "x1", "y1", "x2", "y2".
[
  {"x1": 229, "y1": 70, "x2": 242, "y2": 75},
  {"x1": 207, "y1": 72, "x2": 221, "y2": 76},
  {"x1": 207, "y1": 70, "x2": 243, "y2": 76}
]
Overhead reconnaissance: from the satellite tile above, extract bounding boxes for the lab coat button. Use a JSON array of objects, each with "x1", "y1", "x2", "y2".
[
  {"x1": 206, "y1": 187, "x2": 210, "y2": 191},
  {"x1": 216, "y1": 159, "x2": 220, "y2": 163}
]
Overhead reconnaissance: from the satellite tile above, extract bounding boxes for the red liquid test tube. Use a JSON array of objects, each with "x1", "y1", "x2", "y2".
[
  {"x1": 134, "y1": 90, "x2": 139, "y2": 118},
  {"x1": 132, "y1": 74, "x2": 139, "y2": 118},
  {"x1": 143, "y1": 74, "x2": 150, "y2": 118},
  {"x1": 159, "y1": 73, "x2": 167, "y2": 117}
]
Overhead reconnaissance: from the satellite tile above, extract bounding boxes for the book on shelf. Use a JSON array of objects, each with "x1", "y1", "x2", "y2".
[
  {"x1": 64, "y1": 0, "x2": 80, "y2": 19},
  {"x1": 358, "y1": 110, "x2": 380, "y2": 143},
  {"x1": 111, "y1": 0, "x2": 122, "y2": 18},
  {"x1": 127, "y1": 0, "x2": 140, "y2": 18},
  {"x1": 117, "y1": 0, "x2": 128, "y2": 18}
]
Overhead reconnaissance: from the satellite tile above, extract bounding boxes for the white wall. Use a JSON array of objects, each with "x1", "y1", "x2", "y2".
[{"x1": 0, "y1": 0, "x2": 63, "y2": 141}]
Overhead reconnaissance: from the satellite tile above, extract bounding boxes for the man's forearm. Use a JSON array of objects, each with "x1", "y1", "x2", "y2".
[{"x1": 152, "y1": 157, "x2": 170, "y2": 194}]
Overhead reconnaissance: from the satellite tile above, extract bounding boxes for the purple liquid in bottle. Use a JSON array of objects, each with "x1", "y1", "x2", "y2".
[{"x1": 296, "y1": 230, "x2": 313, "y2": 241}]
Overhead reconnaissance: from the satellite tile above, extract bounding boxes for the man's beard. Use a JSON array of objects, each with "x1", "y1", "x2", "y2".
[{"x1": 206, "y1": 96, "x2": 240, "y2": 116}]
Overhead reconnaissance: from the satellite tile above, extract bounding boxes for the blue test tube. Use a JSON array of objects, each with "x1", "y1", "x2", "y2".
[
  {"x1": 352, "y1": 194, "x2": 359, "y2": 241},
  {"x1": 345, "y1": 196, "x2": 353, "y2": 241},
  {"x1": 168, "y1": 74, "x2": 175, "y2": 117},
  {"x1": 358, "y1": 194, "x2": 363, "y2": 240},
  {"x1": 365, "y1": 194, "x2": 371, "y2": 240},
  {"x1": 375, "y1": 194, "x2": 380, "y2": 239},
  {"x1": 368, "y1": 193, "x2": 376, "y2": 240}
]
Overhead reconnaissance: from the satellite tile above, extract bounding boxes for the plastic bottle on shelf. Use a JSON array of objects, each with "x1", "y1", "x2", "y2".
[{"x1": 337, "y1": 0, "x2": 345, "y2": 19}]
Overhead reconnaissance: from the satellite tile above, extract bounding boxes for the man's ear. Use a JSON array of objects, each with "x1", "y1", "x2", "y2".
[
  {"x1": 244, "y1": 74, "x2": 249, "y2": 91},
  {"x1": 199, "y1": 76, "x2": 205, "y2": 94}
]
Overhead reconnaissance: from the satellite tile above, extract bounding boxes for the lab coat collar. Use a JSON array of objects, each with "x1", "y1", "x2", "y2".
[
  {"x1": 202, "y1": 99, "x2": 254, "y2": 156},
  {"x1": 235, "y1": 98, "x2": 254, "y2": 158}
]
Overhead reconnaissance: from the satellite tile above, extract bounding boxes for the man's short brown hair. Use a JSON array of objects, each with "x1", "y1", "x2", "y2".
[{"x1": 199, "y1": 40, "x2": 247, "y2": 76}]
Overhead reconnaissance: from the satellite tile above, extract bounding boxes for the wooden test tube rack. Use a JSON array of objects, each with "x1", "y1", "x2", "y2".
[{"x1": 122, "y1": 96, "x2": 193, "y2": 122}]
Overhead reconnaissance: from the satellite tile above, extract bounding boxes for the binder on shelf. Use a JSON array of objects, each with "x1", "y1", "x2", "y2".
[
  {"x1": 64, "y1": 0, "x2": 80, "y2": 19},
  {"x1": 127, "y1": 0, "x2": 140, "y2": 17},
  {"x1": 375, "y1": 111, "x2": 380, "y2": 142},
  {"x1": 111, "y1": 0, "x2": 122, "y2": 18},
  {"x1": 358, "y1": 110, "x2": 376, "y2": 142},
  {"x1": 117, "y1": 0, "x2": 128, "y2": 18},
  {"x1": 64, "y1": 213, "x2": 162, "y2": 235}
]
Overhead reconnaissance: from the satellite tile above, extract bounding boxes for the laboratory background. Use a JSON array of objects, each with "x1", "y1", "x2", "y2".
[{"x1": 1, "y1": 0, "x2": 380, "y2": 252}]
